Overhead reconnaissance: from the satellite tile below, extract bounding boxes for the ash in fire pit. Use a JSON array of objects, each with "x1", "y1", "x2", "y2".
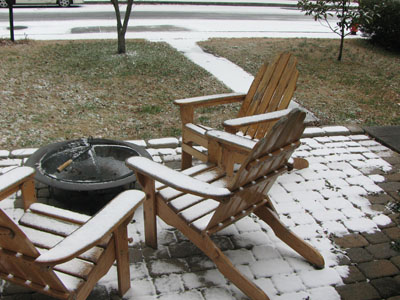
[{"x1": 26, "y1": 138, "x2": 152, "y2": 213}]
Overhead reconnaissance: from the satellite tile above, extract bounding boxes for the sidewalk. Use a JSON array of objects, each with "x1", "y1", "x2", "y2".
[
  {"x1": 0, "y1": 125, "x2": 399, "y2": 300},
  {"x1": 84, "y1": 0, "x2": 299, "y2": 7}
]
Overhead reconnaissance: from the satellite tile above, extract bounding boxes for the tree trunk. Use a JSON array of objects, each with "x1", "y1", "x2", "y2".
[
  {"x1": 337, "y1": 1, "x2": 346, "y2": 61},
  {"x1": 338, "y1": 32, "x2": 344, "y2": 61},
  {"x1": 111, "y1": 0, "x2": 134, "y2": 54},
  {"x1": 8, "y1": 2, "x2": 14, "y2": 42},
  {"x1": 118, "y1": 30, "x2": 126, "y2": 54}
]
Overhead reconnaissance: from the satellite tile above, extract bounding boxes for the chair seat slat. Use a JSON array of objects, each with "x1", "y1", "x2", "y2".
[
  {"x1": 36, "y1": 247, "x2": 95, "y2": 280},
  {"x1": 20, "y1": 226, "x2": 105, "y2": 263},
  {"x1": 54, "y1": 271, "x2": 84, "y2": 293},
  {"x1": 29, "y1": 203, "x2": 90, "y2": 225},
  {"x1": 19, "y1": 212, "x2": 79, "y2": 237},
  {"x1": 54, "y1": 258, "x2": 94, "y2": 280},
  {"x1": 190, "y1": 212, "x2": 214, "y2": 232},
  {"x1": 178, "y1": 199, "x2": 219, "y2": 224},
  {"x1": 169, "y1": 194, "x2": 204, "y2": 211}
]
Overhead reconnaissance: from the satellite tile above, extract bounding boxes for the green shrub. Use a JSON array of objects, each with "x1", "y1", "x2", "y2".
[{"x1": 358, "y1": 0, "x2": 400, "y2": 51}]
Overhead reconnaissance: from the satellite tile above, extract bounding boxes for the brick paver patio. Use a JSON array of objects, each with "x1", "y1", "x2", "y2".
[{"x1": 0, "y1": 125, "x2": 399, "y2": 300}]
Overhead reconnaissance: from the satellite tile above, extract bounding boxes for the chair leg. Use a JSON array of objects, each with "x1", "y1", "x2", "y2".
[
  {"x1": 114, "y1": 225, "x2": 131, "y2": 296},
  {"x1": 254, "y1": 205, "x2": 325, "y2": 268},
  {"x1": 202, "y1": 236, "x2": 270, "y2": 300},
  {"x1": 292, "y1": 158, "x2": 309, "y2": 170},
  {"x1": 181, "y1": 148, "x2": 193, "y2": 170},
  {"x1": 137, "y1": 173, "x2": 158, "y2": 249},
  {"x1": 143, "y1": 196, "x2": 158, "y2": 249}
]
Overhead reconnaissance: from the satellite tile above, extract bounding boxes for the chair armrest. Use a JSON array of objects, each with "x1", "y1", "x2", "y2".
[
  {"x1": 126, "y1": 156, "x2": 232, "y2": 201},
  {"x1": 174, "y1": 93, "x2": 246, "y2": 108},
  {"x1": 223, "y1": 109, "x2": 292, "y2": 132},
  {"x1": 0, "y1": 167, "x2": 35, "y2": 201},
  {"x1": 206, "y1": 130, "x2": 257, "y2": 153},
  {"x1": 35, "y1": 190, "x2": 145, "y2": 265}
]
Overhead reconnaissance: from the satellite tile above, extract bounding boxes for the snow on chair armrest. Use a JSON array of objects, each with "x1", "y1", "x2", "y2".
[
  {"x1": 0, "y1": 166, "x2": 35, "y2": 197},
  {"x1": 223, "y1": 108, "x2": 292, "y2": 130},
  {"x1": 126, "y1": 156, "x2": 232, "y2": 201},
  {"x1": 35, "y1": 190, "x2": 145, "y2": 265},
  {"x1": 174, "y1": 93, "x2": 246, "y2": 107}
]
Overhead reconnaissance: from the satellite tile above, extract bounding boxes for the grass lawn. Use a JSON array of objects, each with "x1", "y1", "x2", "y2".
[
  {"x1": 0, "y1": 39, "x2": 230, "y2": 149},
  {"x1": 1, "y1": 38, "x2": 399, "y2": 149}
]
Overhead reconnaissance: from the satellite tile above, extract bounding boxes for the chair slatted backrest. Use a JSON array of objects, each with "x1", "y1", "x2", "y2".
[
  {"x1": 0, "y1": 209, "x2": 68, "y2": 294},
  {"x1": 236, "y1": 52, "x2": 299, "y2": 140},
  {"x1": 205, "y1": 109, "x2": 306, "y2": 233}
]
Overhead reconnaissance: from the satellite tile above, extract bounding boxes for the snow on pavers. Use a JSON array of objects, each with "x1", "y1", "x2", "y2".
[{"x1": 0, "y1": 131, "x2": 397, "y2": 299}]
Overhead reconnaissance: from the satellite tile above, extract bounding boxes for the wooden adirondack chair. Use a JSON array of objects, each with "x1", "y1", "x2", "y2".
[
  {"x1": 0, "y1": 166, "x2": 145, "y2": 300},
  {"x1": 174, "y1": 52, "x2": 299, "y2": 170},
  {"x1": 126, "y1": 109, "x2": 325, "y2": 300}
]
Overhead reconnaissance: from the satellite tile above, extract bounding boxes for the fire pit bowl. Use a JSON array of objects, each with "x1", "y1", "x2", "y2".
[{"x1": 25, "y1": 138, "x2": 152, "y2": 209}]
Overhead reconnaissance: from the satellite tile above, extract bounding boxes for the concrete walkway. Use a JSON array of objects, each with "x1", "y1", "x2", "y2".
[{"x1": 0, "y1": 124, "x2": 399, "y2": 300}]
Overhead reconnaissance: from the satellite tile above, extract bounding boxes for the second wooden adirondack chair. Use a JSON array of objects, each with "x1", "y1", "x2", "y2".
[
  {"x1": 127, "y1": 109, "x2": 325, "y2": 300},
  {"x1": 174, "y1": 52, "x2": 299, "y2": 170},
  {"x1": 0, "y1": 166, "x2": 145, "y2": 300}
]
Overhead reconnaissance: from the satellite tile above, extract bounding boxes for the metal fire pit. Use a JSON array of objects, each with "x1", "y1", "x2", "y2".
[{"x1": 26, "y1": 138, "x2": 152, "y2": 212}]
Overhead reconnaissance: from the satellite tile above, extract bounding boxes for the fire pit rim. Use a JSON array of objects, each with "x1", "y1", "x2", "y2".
[{"x1": 25, "y1": 138, "x2": 152, "y2": 192}]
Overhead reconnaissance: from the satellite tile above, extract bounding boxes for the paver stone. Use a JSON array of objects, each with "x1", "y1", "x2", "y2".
[
  {"x1": 358, "y1": 260, "x2": 399, "y2": 279},
  {"x1": 346, "y1": 247, "x2": 374, "y2": 263},
  {"x1": 362, "y1": 231, "x2": 391, "y2": 244},
  {"x1": 371, "y1": 277, "x2": 400, "y2": 299},
  {"x1": 384, "y1": 227, "x2": 400, "y2": 240},
  {"x1": 335, "y1": 282, "x2": 381, "y2": 300},
  {"x1": 366, "y1": 243, "x2": 399, "y2": 259},
  {"x1": 334, "y1": 234, "x2": 369, "y2": 248},
  {"x1": 341, "y1": 265, "x2": 366, "y2": 284}
]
